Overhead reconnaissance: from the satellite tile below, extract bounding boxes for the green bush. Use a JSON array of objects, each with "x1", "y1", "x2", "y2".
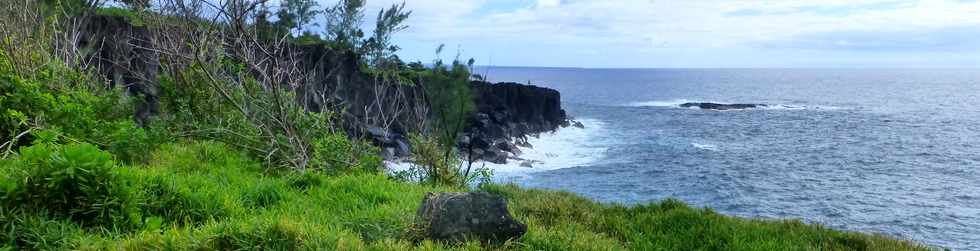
[
  {"x1": 0, "y1": 51, "x2": 133, "y2": 150},
  {"x1": 310, "y1": 133, "x2": 383, "y2": 174},
  {"x1": 406, "y1": 134, "x2": 461, "y2": 186},
  {"x1": 1, "y1": 143, "x2": 139, "y2": 229}
]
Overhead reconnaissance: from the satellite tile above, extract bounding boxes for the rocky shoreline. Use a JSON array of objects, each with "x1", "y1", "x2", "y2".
[{"x1": 76, "y1": 14, "x2": 574, "y2": 165}]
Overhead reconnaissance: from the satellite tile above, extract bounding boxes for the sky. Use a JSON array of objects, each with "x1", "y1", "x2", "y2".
[{"x1": 315, "y1": 0, "x2": 980, "y2": 68}]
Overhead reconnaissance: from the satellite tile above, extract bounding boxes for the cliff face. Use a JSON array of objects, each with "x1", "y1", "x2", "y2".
[
  {"x1": 460, "y1": 81, "x2": 568, "y2": 163},
  {"x1": 77, "y1": 15, "x2": 159, "y2": 125},
  {"x1": 470, "y1": 81, "x2": 567, "y2": 137},
  {"x1": 77, "y1": 14, "x2": 568, "y2": 163}
]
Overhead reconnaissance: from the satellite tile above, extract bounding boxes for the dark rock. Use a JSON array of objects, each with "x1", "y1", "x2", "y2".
[
  {"x1": 495, "y1": 141, "x2": 517, "y2": 153},
  {"x1": 515, "y1": 138, "x2": 532, "y2": 148},
  {"x1": 680, "y1": 102, "x2": 767, "y2": 110},
  {"x1": 381, "y1": 147, "x2": 396, "y2": 160},
  {"x1": 469, "y1": 136, "x2": 492, "y2": 150},
  {"x1": 77, "y1": 15, "x2": 159, "y2": 126},
  {"x1": 571, "y1": 120, "x2": 585, "y2": 129},
  {"x1": 481, "y1": 149, "x2": 507, "y2": 164},
  {"x1": 415, "y1": 192, "x2": 527, "y2": 243},
  {"x1": 395, "y1": 139, "x2": 412, "y2": 157},
  {"x1": 366, "y1": 126, "x2": 388, "y2": 138},
  {"x1": 519, "y1": 161, "x2": 533, "y2": 168},
  {"x1": 461, "y1": 81, "x2": 568, "y2": 163}
]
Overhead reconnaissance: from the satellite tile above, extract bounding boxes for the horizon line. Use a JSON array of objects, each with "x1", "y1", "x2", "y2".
[{"x1": 474, "y1": 65, "x2": 980, "y2": 70}]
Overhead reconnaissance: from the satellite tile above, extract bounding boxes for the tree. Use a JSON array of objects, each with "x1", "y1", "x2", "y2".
[
  {"x1": 365, "y1": 2, "x2": 411, "y2": 67},
  {"x1": 276, "y1": 0, "x2": 320, "y2": 35},
  {"x1": 119, "y1": 0, "x2": 150, "y2": 9},
  {"x1": 324, "y1": 0, "x2": 365, "y2": 50}
]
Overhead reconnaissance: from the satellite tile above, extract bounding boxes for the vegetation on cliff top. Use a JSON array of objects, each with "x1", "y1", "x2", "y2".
[{"x1": 0, "y1": 0, "x2": 932, "y2": 250}]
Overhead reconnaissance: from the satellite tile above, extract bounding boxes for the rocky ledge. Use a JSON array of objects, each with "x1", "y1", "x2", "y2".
[
  {"x1": 73, "y1": 14, "x2": 570, "y2": 164},
  {"x1": 458, "y1": 81, "x2": 569, "y2": 164}
]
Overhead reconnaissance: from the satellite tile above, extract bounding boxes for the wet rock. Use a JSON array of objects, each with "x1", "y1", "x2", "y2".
[
  {"x1": 481, "y1": 149, "x2": 507, "y2": 164},
  {"x1": 415, "y1": 192, "x2": 527, "y2": 243},
  {"x1": 680, "y1": 102, "x2": 767, "y2": 110},
  {"x1": 495, "y1": 141, "x2": 518, "y2": 153}
]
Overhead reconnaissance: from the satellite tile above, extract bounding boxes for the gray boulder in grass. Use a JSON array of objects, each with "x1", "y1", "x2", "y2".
[{"x1": 415, "y1": 192, "x2": 528, "y2": 243}]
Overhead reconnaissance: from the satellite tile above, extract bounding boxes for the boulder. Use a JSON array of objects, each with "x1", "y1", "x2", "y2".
[
  {"x1": 415, "y1": 192, "x2": 527, "y2": 243},
  {"x1": 395, "y1": 139, "x2": 412, "y2": 157}
]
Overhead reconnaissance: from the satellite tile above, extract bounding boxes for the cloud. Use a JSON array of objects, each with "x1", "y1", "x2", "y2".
[
  {"x1": 726, "y1": 0, "x2": 916, "y2": 17},
  {"x1": 761, "y1": 25, "x2": 980, "y2": 52},
  {"x1": 318, "y1": 0, "x2": 980, "y2": 67},
  {"x1": 536, "y1": 0, "x2": 561, "y2": 8}
]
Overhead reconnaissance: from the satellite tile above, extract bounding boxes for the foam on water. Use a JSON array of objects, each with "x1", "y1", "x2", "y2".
[
  {"x1": 384, "y1": 118, "x2": 610, "y2": 181},
  {"x1": 486, "y1": 118, "x2": 609, "y2": 180},
  {"x1": 626, "y1": 99, "x2": 696, "y2": 107},
  {"x1": 691, "y1": 143, "x2": 719, "y2": 151}
]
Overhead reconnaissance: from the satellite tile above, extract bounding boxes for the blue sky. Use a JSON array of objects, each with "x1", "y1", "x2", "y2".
[{"x1": 327, "y1": 0, "x2": 980, "y2": 68}]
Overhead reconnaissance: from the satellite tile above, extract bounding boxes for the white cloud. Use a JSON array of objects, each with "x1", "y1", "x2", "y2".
[
  {"x1": 322, "y1": 0, "x2": 980, "y2": 67},
  {"x1": 536, "y1": 0, "x2": 561, "y2": 8}
]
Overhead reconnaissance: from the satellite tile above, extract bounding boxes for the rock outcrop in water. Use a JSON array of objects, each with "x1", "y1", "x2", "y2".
[{"x1": 680, "y1": 102, "x2": 767, "y2": 110}]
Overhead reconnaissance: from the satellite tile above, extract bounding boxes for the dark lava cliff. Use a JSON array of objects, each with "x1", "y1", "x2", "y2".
[{"x1": 76, "y1": 14, "x2": 568, "y2": 163}]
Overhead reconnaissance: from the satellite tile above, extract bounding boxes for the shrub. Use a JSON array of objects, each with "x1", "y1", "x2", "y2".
[
  {"x1": 0, "y1": 52, "x2": 133, "y2": 151},
  {"x1": 1, "y1": 143, "x2": 139, "y2": 229},
  {"x1": 107, "y1": 120, "x2": 170, "y2": 164},
  {"x1": 401, "y1": 134, "x2": 491, "y2": 187},
  {"x1": 406, "y1": 134, "x2": 460, "y2": 186},
  {"x1": 310, "y1": 133, "x2": 383, "y2": 174},
  {"x1": 310, "y1": 132, "x2": 357, "y2": 172}
]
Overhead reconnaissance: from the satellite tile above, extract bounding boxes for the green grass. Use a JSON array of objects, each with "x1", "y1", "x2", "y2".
[{"x1": 0, "y1": 141, "x2": 932, "y2": 250}]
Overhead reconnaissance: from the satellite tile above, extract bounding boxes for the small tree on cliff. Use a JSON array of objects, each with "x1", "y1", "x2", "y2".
[
  {"x1": 276, "y1": 0, "x2": 320, "y2": 35},
  {"x1": 324, "y1": 0, "x2": 365, "y2": 50},
  {"x1": 365, "y1": 2, "x2": 411, "y2": 68}
]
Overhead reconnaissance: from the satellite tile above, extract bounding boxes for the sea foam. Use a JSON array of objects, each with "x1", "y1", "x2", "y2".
[{"x1": 385, "y1": 118, "x2": 610, "y2": 181}]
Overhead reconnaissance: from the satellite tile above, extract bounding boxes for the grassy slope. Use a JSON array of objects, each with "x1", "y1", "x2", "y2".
[{"x1": 1, "y1": 141, "x2": 930, "y2": 250}]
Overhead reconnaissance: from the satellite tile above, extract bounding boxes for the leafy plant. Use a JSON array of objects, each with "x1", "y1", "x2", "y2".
[
  {"x1": 1, "y1": 143, "x2": 139, "y2": 229},
  {"x1": 0, "y1": 51, "x2": 133, "y2": 154}
]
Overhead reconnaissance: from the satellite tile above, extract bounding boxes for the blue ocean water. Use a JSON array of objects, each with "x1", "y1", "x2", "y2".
[{"x1": 479, "y1": 67, "x2": 980, "y2": 250}]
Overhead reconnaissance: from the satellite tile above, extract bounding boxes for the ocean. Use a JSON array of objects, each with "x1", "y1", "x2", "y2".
[{"x1": 477, "y1": 67, "x2": 980, "y2": 250}]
